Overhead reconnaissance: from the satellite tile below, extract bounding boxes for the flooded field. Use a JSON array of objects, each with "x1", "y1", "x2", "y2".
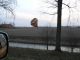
[{"x1": 9, "y1": 42, "x2": 80, "y2": 53}]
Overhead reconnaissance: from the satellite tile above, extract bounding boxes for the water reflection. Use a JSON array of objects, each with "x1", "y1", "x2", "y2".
[{"x1": 9, "y1": 42, "x2": 80, "y2": 53}]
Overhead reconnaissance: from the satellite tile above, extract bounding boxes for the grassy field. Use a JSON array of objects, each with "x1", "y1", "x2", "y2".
[
  {"x1": 4, "y1": 47, "x2": 80, "y2": 60},
  {"x1": 1, "y1": 27, "x2": 80, "y2": 39},
  {"x1": 1, "y1": 27, "x2": 80, "y2": 60},
  {"x1": 1, "y1": 27, "x2": 80, "y2": 47}
]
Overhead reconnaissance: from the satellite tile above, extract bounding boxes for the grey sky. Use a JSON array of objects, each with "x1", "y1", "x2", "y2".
[{"x1": 1, "y1": 0, "x2": 80, "y2": 27}]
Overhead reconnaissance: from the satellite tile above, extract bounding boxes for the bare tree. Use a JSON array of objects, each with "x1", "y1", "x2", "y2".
[
  {"x1": 0, "y1": 0, "x2": 17, "y2": 27},
  {"x1": 42, "y1": 0, "x2": 76, "y2": 15},
  {"x1": 0, "y1": 0, "x2": 16, "y2": 23},
  {"x1": 42, "y1": 0, "x2": 78, "y2": 52},
  {"x1": 55, "y1": 0, "x2": 62, "y2": 52},
  {"x1": 0, "y1": 0, "x2": 16, "y2": 14}
]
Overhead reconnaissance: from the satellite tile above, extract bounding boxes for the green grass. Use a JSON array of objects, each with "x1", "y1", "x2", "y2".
[{"x1": 4, "y1": 47, "x2": 80, "y2": 60}]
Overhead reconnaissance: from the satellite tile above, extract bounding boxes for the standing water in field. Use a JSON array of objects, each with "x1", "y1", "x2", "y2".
[{"x1": 9, "y1": 42, "x2": 80, "y2": 53}]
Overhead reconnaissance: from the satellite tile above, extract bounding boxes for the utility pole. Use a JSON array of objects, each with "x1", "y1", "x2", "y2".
[{"x1": 55, "y1": 0, "x2": 63, "y2": 52}]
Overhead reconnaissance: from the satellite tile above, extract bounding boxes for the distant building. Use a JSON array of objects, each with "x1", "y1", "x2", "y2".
[{"x1": 0, "y1": 24, "x2": 14, "y2": 28}]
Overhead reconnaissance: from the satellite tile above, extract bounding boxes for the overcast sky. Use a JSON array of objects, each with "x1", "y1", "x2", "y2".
[
  {"x1": 14, "y1": 0, "x2": 54, "y2": 27},
  {"x1": 1, "y1": 0, "x2": 80, "y2": 27}
]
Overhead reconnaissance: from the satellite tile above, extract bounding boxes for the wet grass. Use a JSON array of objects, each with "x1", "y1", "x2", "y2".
[{"x1": 4, "y1": 47, "x2": 80, "y2": 60}]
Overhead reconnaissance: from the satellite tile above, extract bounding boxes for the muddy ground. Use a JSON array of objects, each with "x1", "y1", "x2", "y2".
[{"x1": 4, "y1": 47, "x2": 80, "y2": 60}]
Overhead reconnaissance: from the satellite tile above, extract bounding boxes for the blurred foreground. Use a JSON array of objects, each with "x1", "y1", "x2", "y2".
[{"x1": 4, "y1": 47, "x2": 80, "y2": 60}]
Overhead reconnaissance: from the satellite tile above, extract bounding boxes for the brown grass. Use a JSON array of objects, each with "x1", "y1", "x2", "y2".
[{"x1": 4, "y1": 47, "x2": 80, "y2": 60}]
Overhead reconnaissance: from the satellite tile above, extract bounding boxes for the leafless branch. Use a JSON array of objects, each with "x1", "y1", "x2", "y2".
[
  {"x1": 45, "y1": 0, "x2": 57, "y2": 7},
  {"x1": 62, "y1": 3, "x2": 71, "y2": 8},
  {"x1": 0, "y1": 0, "x2": 16, "y2": 19},
  {"x1": 47, "y1": 5, "x2": 57, "y2": 8},
  {"x1": 43, "y1": 0, "x2": 76, "y2": 20},
  {"x1": 67, "y1": 8, "x2": 71, "y2": 26},
  {"x1": 4, "y1": 6, "x2": 15, "y2": 19},
  {"x1": 42, "y1": 12, "x2": 57, "y2": 15},
  {"x1": 55, "y1": 0, "x2": 74, "y2": 8}
]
